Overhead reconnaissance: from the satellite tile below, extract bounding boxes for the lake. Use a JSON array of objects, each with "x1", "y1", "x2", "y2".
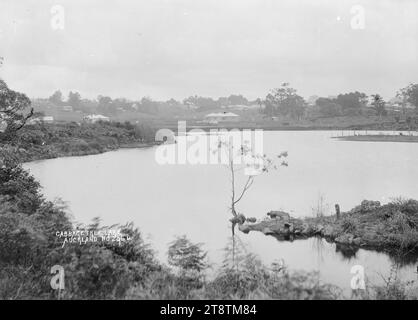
[{"x1": 24, "y1": 130, "x2": 418, "y2": 294}]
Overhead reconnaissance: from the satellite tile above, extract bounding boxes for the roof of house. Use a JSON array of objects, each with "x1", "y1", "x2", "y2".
[
  {"x1": 85, "y1": 114, "x2": 109, "y2": 119},
  {"x1": 205, "y1": 112, "x2": 239, "y2": 118}
]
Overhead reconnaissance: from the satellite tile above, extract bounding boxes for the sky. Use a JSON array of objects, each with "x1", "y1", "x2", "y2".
[{"x1": 0, "y1": 0, "x2": 417, "y2": 101}]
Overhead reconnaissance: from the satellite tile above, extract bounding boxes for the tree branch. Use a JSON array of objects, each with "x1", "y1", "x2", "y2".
[{"x1": 233, "y1": 176, "x2": 254, "y2": 206}]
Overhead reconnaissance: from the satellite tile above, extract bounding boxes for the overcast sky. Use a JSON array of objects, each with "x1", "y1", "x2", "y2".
[{"x1": 0, "y1": 0, "x2": 417, "y2": 101}]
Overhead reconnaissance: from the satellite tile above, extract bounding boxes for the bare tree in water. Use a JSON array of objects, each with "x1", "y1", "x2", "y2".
[{"x1": 215, "y1": 134, "x2": 288, "y2": 268}]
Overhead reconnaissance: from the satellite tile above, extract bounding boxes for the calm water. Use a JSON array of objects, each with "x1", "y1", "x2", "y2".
[{"x1": 24, "y1": 130, "x2": 418, "y2": 294}]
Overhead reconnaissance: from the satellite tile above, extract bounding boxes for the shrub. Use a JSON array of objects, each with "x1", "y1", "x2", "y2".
[
  {"x1": 341, "y1": 215, "x2": 357, "y2": 234},
  {"x1": 168, "y1": 236, "x2": 208, "y2": 273}
]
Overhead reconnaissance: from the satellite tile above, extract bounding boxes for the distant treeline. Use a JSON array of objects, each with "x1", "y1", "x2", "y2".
[
  {"x1": 36, "y1": 82, "x2": 418, "y2": 121},
  {"x1": 264, "y1": 83, "x2": 418, "y2": 120},
  {"x1": 41, "y1": 91, "x2": 258, "y2": 116}
]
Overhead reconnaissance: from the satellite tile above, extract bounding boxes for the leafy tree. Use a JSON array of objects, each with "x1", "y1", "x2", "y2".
[
  {"x1": 371, "y1": 94, "x2": 387, "y2": 118},
  {"x1": 168, "y1": 235, "x2": 207, "y2": 273},
  {"x1": 183, "y1": 95, "x2": 217, "y2": 110},
  {"x1": 398, "y1": 83, "x2": 418, "y2": 112},
  {"x1": 334, "y1": 91, "x2": 367, "y2": 116},
  {"x1": 315, "y1": 98, "x2": 343, "y2": 117},
  {"x1": 48, "y1": 90, "x2": 63, "y2": 106},
  {"x1": 165, "y1": 98, "x2": 181, "y2": 107},
  {"x1": 97, "y1": 95, "x2": 114, "y2": 115},
  {"x1": 254, "y1": 98, "x2": 264, "y2": 113},
  {"x1": 0, "y1": 79, "x2": 33, "y2": 141},
  {"x1": 67, "y1": 91, "x2": 82, "y2": 110},
  {"x1": 140, "y1": 97, "x2": 159, "y2": 114},
  {"x1": 227, "y1": 94, "x2": 249, "y2": 106},
  {"x1": 217, "y1": 97, "x2": 229, "y2": 107},
  {"x1": 264, "y1": 83, "x2": 306, "y2": 120}
]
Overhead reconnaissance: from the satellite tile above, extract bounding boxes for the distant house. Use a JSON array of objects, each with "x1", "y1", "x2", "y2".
[
  {"x1": 29, "y1": 116, "x2": 54, "y2": 124},
  {"x1": 83, "y1": 114, "x2": 110, "y2": 124},
  {"x1": 205, "y1": 112, "x2": 239, "y2": 124},
  {"x1": 61, "y1": 105, "x2": 73, "y2": 112},
  {"x1": 43, "y1": 116, "x2": 54, "y2": 123},
  {"x1": 386, "y1": 97, "x2": 416, "y2": 112}
]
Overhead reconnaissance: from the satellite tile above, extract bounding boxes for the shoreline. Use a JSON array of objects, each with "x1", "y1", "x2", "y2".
[
  {"x1": 238, "y1": 200, "x2": 418, "y2": 257},
  {"x1": 159, "y1": 118, "x2": 416, "y2": 132},
  {"x1": 15, "y1": 141, "x2": 159, "y2": 163},
  {"x1": 334, "y1": 134, "x2": 418, "y2": 143}
]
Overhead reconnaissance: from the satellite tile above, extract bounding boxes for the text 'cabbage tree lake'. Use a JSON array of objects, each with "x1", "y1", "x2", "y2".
[{"x1": 24, "y1": 130, "x2": 418, "y2": 293}]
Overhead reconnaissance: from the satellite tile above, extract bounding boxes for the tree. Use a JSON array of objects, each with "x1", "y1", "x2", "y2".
[
  {"x1": 168, "y1": 236, "x2": 207, "y2": 273},
  {"x1": 0, "y1": 146, "x2": 42, "y2": 214},
  {"x1": 217, "y1": 138, "x2": 287, "y2": 269},
  {"x1": 140, "y1": 97, "x2": 159, "y2": 114},
  {"x1": 334, "y1": 91, "x2": 367, "y2": 116},
  {"x1": 218, "y1": 138, "x2": 288, "y2": 233},
  {"x1": 68, "y1": 91, "x2": 82, "y2": 110},
  {"x1": 183, "y1": 95, "x2": 217, "y2": 110},
  {"x1": 48, "y1": 90, "x2": 63, "y2": 106},
  {"x1": 315, "y1": 98, "x2": 342, "y2": 117},
  {"x1": 398, "y1": 83, "x2": 418, "y2": 112},
  {"x1": 227, "y1": 94, "x2": 249, "y2": 106},
  {"x1": 0, "y1": 79, "x2": 33, "y2": 141},
  {"x1": 370, "y1": 94, "x2": 387, "y2": 119},
  {"x1": 166, "y1": 98, "x2": 180, "y2": 107},
  {"x1": 264, "y1": 83, "x2": 306, "y2": 120},
  {"x1": 97, "y1": 95, "x2": 114, "y2": 115}
]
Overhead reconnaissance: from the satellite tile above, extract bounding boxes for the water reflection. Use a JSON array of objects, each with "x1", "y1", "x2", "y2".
[
  {"x1": 335, "y1": 243, "x2": 359, "y2": 260},
  {"x1": 24, "y1": 130, "x2": 418, "y2": 292}
]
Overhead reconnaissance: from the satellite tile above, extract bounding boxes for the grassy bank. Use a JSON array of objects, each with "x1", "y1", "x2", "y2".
[
  {"x1": 239, "y1": 200, "x2": 418, "y2": 255},
  {"x1": 335, "y1": 134, "x2": 418, "y2": 143},
  {"x1": 157, "y1": 114, "x2": 418, "y2": 132},
  {"x1": 3, "y1": 121, "x2": 158, "y2": 162}
]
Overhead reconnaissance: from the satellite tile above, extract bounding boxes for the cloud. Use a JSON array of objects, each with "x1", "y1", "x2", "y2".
[{"x1": 0, "y1": 0, "x2": 417, "y2": 100}]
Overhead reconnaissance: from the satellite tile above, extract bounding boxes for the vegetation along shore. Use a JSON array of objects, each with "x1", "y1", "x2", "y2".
[
  {"x1": 239, "y1": 200, "x2": 418, "y2": 256},
  {"x1": 335, "y1": 134, "x2": 418, "y2": 143},
  {"x1": 2, "y1": 121, "x2": 158, "y2": 163}
]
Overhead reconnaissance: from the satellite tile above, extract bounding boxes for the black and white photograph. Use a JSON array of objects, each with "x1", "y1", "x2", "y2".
[{"x1": 0, "y1": 0, "x2": 418, "y2": 306}]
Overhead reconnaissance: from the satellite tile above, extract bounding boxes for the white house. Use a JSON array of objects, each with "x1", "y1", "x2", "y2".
[
  {"x1": 83, "y1": 114, "x2": 110, "y2": 123},
  {"x1": 29, "y1": 116, "x2": 54, "y2": 124},
  {"x1": 205, "y1": 112, "x2": 239, "y2": 124},
  {"x1": 61, "y1": 105, "x2": 73, "y2": 112}
]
